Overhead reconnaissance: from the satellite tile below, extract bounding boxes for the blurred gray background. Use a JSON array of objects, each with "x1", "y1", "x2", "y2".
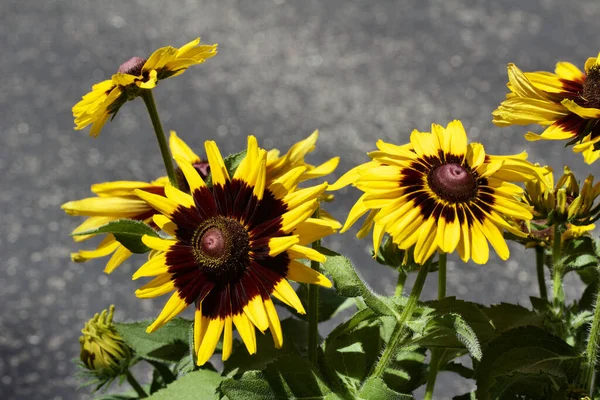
[{"x1": 1, "y1": 0, "x2": 598, "y2": 398}]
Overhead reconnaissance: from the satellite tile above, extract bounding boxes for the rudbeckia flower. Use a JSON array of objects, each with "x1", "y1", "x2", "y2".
[
  {"x1": 132, "y1": 136, "x2": 339, "y2": 365},
  {"x1": 73, "y1": 38, "x2": 217, "y2": 137},
  {"x1": 63, "y1": 131, "x2": 338, "y2": 274},
  {"x1": 329, "y1": 120, "x2": 550, "y2": 265},
  {"x1": 493, "y1": 55, "x2": 600, "y2": 164}
]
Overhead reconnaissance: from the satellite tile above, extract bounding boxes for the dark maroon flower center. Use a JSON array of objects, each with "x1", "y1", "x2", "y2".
[
  {"x1": 583, "y1": 66, "x2": 600, "y2": 109},
  {"x1": 427, "y1": 163, "x2": 476, "y2": 203},
  {"x1": 117, "y1": 56, "x2": 147, "y2": 76},
  {"x1": 199, "y1": 228, "x2": 225, "y2": 258},
  {"x1": 191, "y1": 216, "x2": 250, "y2": 278}
]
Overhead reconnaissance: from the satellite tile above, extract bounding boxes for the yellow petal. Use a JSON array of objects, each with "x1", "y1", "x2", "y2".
[
  {"x1": 133, "y1": 189, "x2": 178, "y2": 217},
  {"x1": 147, "y1": 291, "x2": 188, "y2": 333},
  {"x1": 221, "y1": 318, "x2": 233, "y2": 361},
  {"x1": 196, "y1": 317, "x2": 225, "y2": 366},
  {"x1": 173, "y1": 155, "x2": 206, "y2": 192},
  {"x1": 205, "y1": 141, "x2": 229, "y2": 186},
  {"x1": 287, "y1": 244, "x2": 326, "y2": 262},
  {"x1": 104, "y1": 245, "x2": 133, "y2": 274},
  {"x1": 232, "y1": 313, "x2": 257, "y2": 354},
  {"x1": 561, "y1": 99, "x2": 600, "y2": 119},
  {"x1": 169, "y1": 130, "x2": 201, "y2": 163},
  {"x1": 271, "y1": 279, "x2": 305, "y2": 314},
  {"x1": 135, "y1": 274, "x2": 175, "y2": 298},
  {"x1": 267, "y1": 236, "x2": 300, "y2": 257},
  {"x1": 243, "y1": 295, "x2": 269, "y2": 332},
  {"x1": 153, "y1": 214, "x2": 177, "y2": 237},
  {"x1": 132, "y1": 253, "x2": 169, "y2": 279},
  {"x1": 141, "y1": 235, "x2": 176, "y2": 252},
  {"x1": 286, "y1": 260, "x2": 332, "y2": 287},
  {"x1": 264, "y1": 298, "x2": 283, "y2": 349}
]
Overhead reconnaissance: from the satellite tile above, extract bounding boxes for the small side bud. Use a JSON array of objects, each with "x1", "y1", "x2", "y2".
[
  {"x1": 79, "y1": 305, "x2": 132, "y2": 382},
  {"x1": 556, "y1": 188, "x2": 568, "y2": 217}
]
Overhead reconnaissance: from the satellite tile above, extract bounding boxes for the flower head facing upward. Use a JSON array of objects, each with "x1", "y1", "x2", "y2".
[
  {"x1": 493, "y1": 54, "x2": 600, "y2": 164},
  {"x1": 330, "y1": 120, "x2": 550, "y2": 265},
  {"x1": 133, "y1": 136, "x2": 339, "y2": 365},
  {"x1": 79, "y1": 305, "x2": 131, "y2": 379},
  {"x1": 73, "y1": 38, "x2": 217, "y2": 137}
]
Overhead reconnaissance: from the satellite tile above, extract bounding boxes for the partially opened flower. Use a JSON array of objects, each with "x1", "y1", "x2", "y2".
[
  {"x1": 523, "y1": 166, "x2": 600, "y2": 245},
  {"x1": 493, "y1": 56, "x2": 600, "y2": 164},
  {"x1": 330, "y1": 120, "x2": 550, "y2": 264},
  {"x1": 62, "y1": 131, "x2": 207, "y2": 273},
  {"x1": 133, "y1": 136, "x2": 339, "y2": 365},
  {"x1": 73, "y1": 38, "x2": 217, "y2": 137}
]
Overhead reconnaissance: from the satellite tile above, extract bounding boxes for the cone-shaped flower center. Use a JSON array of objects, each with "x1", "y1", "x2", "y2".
[
  {"x1": 583, "y1": 66, "x2": 600, "y2": 109},
  {"x1": 191, "y1": 217, "x2": 250, "y2": 280},
  {"x1": 428, "y1": 163, "x2": 476, "y2": 203},
  {"x1": 117, "y1": 57, "x2": 147, "y2": 76},
  {"x1": 200, "y1": 228, "x2": 225, "y2": 258}
]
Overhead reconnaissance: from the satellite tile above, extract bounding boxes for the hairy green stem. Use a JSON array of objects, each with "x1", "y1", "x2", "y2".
[
  {"x1": 307, "y1": 205, "x2": 321, "y2": 364},
  {"x1": 535, "y1": 246, "x2": 548, "y2": 300},
  {"x1": 371, "y1": 260, "x2": 430, "y2": 379},
  {"x1": 583, "y1": 282, "x2": 600, "y2": 393},
  {"x1": 551, "y1": 223, "x2": 564, "y2": 310},
  {"x1": 437, "y1": 253, "x2": 447, "y2": 300},
  {"x1": 125, "y1": 370, "x2": 147, "y2": 398},
  {"x1": 424, "y1": 253, "x2": 447, "y2": 399},
  {"x1": 141, "y1": 90, "x2": 177, "y2": 186},
  {"x1": 394, "y1": 268, "x2": 407, "y2": 297}
]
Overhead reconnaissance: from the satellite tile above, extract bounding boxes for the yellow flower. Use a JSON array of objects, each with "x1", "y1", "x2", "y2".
[
  {"x1": 330, "y1": 120, "x2": 549, "y2": 265},
  {"x1": 132, "y1": 136, "x2": 340, "y2": 365},
  {"x1": 80, "y1": 305, "x2": 131, "y2": 379},
  {"x1": 63, "y1": 131, "x2": 338, "y2": 274},
  {"x1": 493, "y1": 56, "x2": 600, "y2": 164},
  {"x1": 73, "y1": 38, "x2": 217, "y2": 137}
]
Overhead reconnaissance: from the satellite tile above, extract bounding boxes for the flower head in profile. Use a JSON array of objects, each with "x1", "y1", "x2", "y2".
[
  {"x1": 62, "y1": 131, "x2": 207, "y2": 274},
  {"x1": 132, "y1": 136, "x2": 339, "y2": 365},
  {"x1": 523, "y1": 166, "x2": 600, "y2": 245},
  {"x1": 493, "y1": 55, "x2": 600, "y2": 164},
  {"x1": 330, "y1": 120, "x2": 550, "y2": 265},
  {"x1": 73, "y1": 38, "x2": 217, "y2": 137},
  {"x1": 79, "y1": 305, "x2": 132, "y2": 382}
]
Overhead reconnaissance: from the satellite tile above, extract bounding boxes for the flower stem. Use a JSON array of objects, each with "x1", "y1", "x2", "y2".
[
  {"x1": 583, "y1": 282, "x2": 600, "y2": 393},
  {"x1": 424, "y1": 253, "x2": 447, "y2": 399},
  {"x1": 140, "y1": 90, "x2": 177, "y2": 186},
  {"x1": 125, "y1": 370, "x2": 147, "y2": 398},
  {"x1": 371, "y1": 260, "x2": 430, "y2": 379},
  {"x1": 424, "y1": 350, "x2": 442, "y2": 400},
  {"x1": 394, "y1": 268, "x2": 407, "y2": 297},
  {"x1": 437, "y1": 252, "x2": 447, "y2": 300},
  {"x1": 535, "y1": 246, "x2": 547, "y2": 300},
  {"x1": 551, "y1": 223, "x2": 564, "y2": 310},
  {"x1": 307, "y1": 205, "x2": 321, "y2": 365}
]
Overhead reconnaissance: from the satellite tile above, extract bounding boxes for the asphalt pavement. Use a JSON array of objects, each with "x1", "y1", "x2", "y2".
[{"x1": 2, "y1": 0, "x2": 599, "y2": 398}]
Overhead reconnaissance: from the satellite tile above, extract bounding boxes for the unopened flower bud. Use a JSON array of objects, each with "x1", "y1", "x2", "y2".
[{"x1": 79, "y1": 305, "x2": 131, "y2": 379}]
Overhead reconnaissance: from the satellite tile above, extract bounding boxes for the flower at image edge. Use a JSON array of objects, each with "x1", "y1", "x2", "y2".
[
  {"x1": 493, "y1": 54, "x2": 600, "y2": 164},
  {"x1": 329, "y1": 120, "x2": 550, "y2": 265},
  {"x1": 73, "y1": 38, "x2": 217, "y2": 137},
  {"x1": 132, "y1": 135, "x2": 339, "y2": 365}
]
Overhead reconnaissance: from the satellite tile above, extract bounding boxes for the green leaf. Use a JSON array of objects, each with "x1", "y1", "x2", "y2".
[
  {"x1": 323, "y1": 321, "x2": 381, "y2": 390},
  {"x1": 147, "y1": 360, "x2": 176, "y2": 394},
  {"x1": 295, "y1": 284, "x2": 356, "y2": 322},
  {"x1": 474, "y1": 326, "x2": 582, "y2": 400},
  {"x1": 320, "y1": 247, "x2": 399, "y2": 318},
  {"x1": 219, "y1": 355, "x2": 335, "y2": 399},
  {"x1": 223, "y1": 318, "x2": 310, "y2": 376},
  {"x1": 358, "y1": 377, "x2": 413, "y2": 400},
  {"x1": 71, "y1": 219, "x2": 159, "y2": 253},
  {"x1": 147, "y1": 369, "x2": 223, "y2": 400},
  {"x1": 205, "y1": 149, "x2": 247, "y2": 186},
  {"x1": 114, "y1": 318, "x2": 191, "y2": 363}
]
